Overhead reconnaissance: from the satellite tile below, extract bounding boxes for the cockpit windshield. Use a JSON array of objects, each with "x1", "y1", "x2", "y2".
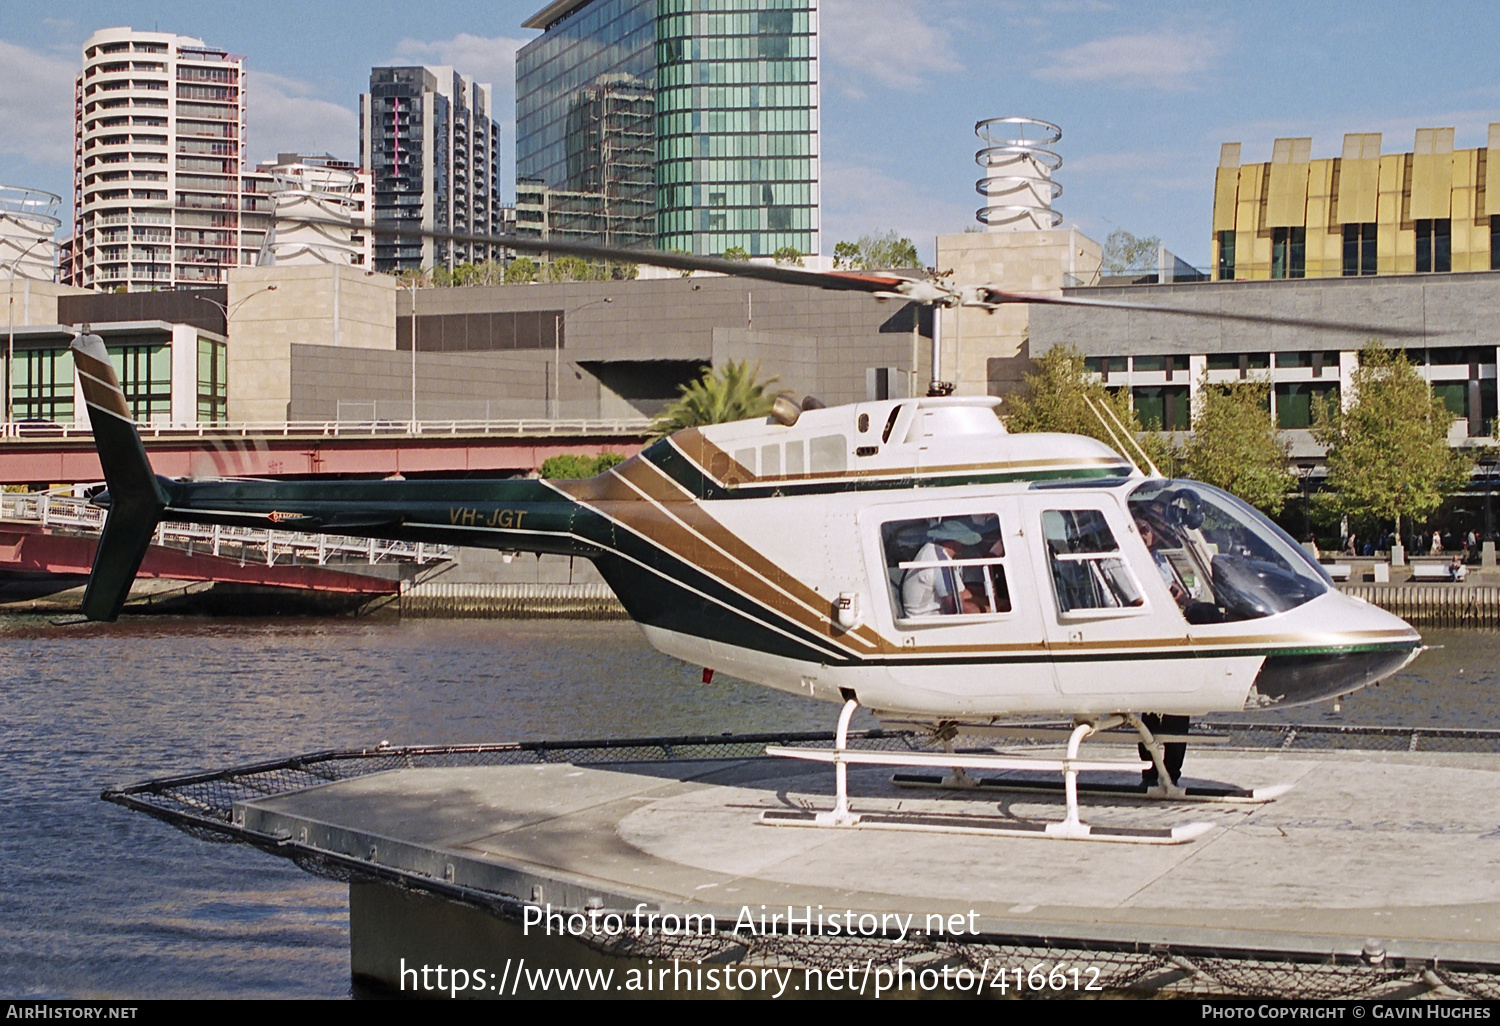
[{"x1": 1127, "y1": 480, "x2": 1328, "y2": 622}]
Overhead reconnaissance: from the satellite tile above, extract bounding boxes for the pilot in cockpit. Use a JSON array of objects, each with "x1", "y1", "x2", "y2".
[{"x1": 1136, "y1": 516, "x2": 1190, "y2": 610}]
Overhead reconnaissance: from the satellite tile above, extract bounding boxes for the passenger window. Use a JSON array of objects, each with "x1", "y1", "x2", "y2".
[
  {"x1": 1042, "y1": 509, "x2": 1145, "y2": 613},
  {"x1": 809, "y1": 434, "x2": 847, "y2": 473},
  {"x1": 786, "y1": 440, "x2": 805, "y2": 476},
  {"x1": 881, "y1": 514, "x2": 1011, "y2": 621},
  {"x1": 760, "y1": 444, "x2": 781, "y2": 476}
]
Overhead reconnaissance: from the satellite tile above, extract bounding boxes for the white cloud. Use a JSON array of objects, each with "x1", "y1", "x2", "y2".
[
  {"x1": 0, "y1": 40, "x2": 77, "y2": 167},
  {"x1": 821, "y1": 160, "x2": 974, "y2": 257},
  {"x1": 1034, "y1": 29, "x2": 1221, "y2": 90},
  {"x1": 389, "y1": 33, "x2": 530, "y2": 113},
  {"x1": 245, "y1": 72, "x2": 359, "y2": 167},
  {"x1": 821, "y1": 0, "x2": 959, "y2": 95}
]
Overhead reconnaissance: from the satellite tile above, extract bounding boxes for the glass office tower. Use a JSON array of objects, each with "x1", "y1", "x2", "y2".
[{"x1": 516, "y1": 0, "x2": 819, "y2": 258}]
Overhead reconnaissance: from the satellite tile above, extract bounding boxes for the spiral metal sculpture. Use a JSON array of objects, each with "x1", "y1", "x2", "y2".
[
  {"x1": 974, "y1": 116, "x2": 1063, "y2": 231},
  {"x1": 0, "y1": 185, "x2": 61, "y2": 280}
]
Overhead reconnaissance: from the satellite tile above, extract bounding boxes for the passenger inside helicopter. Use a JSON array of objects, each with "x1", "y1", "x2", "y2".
[
  {"x1": 884, "y1": 515, "x2": 1011, "y2": 620},
  {"x1": 1127, "y1": 480, "x2": 1329, "y2": 623}
]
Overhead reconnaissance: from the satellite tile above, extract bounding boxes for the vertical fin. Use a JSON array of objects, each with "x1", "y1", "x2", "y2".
[{"x1": 71, "y1": 333, "x2": 170, "y2": 621}]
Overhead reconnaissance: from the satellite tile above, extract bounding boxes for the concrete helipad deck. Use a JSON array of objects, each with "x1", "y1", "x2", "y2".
[{"x1": 236, "y1": 746, "x2": 1500, "y2": 963}]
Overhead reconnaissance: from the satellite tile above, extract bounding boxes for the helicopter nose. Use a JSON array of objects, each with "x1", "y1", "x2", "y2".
[{"x1": 1243, "y1": 597, "x2": 1421, "y2": 710}]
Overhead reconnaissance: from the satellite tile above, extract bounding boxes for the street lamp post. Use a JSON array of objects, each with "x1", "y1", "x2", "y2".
[
  {"x1": 5, "y1": 235, "x2": 55, "y2": 430},
  {"x1": 194, "y1": 283, "x2": 279, "y2": 322},
  {"x1": 194, "y1": 285, "x2": 279, "y2": 425},
  {"x1": 405, "y1": 275, "x2": 420, "y2": 430},
  {"x1": 553, "y1": 297, "x2": 612, "y2": 420}
]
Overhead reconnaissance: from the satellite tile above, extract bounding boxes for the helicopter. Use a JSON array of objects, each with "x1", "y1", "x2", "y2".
[{"x1": 66, "y1": 223, "x2": 1425, "y2": 843}]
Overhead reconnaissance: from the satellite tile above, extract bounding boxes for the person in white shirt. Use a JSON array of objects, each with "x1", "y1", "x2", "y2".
[{"x1": 901, "y1": 521, "x2": 981, "y2": 617}]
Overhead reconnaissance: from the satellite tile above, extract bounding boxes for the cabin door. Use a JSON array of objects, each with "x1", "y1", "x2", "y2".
[
  {"x1": 859, "y1": 497, "x2": 1056, "y2": 711},
  {"x1": 1021, "y1": 495, "x2": 1201, "y2": 699}
]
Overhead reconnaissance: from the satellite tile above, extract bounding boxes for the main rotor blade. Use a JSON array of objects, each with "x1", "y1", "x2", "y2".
[
  {"x1": 307, "y1": 216, "x2": 1428, "y2": 337},
  {"x1": 983, "y1": 289, "x2": 1429, "y2": 338},
  {"x1": 353, "y1": 218, "x2": 912, "y2": 293}
]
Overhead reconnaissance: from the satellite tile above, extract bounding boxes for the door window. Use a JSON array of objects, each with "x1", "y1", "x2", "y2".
[
  {"x1": 1041, "y1": 509, "x2": 1145, "y2": 613},
  {"x1": 881, "y1": 513, "x2": 1011, "y2": 622}
]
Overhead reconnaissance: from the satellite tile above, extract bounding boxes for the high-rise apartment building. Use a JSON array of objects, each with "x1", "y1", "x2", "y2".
[
  {"x1": 360, "y1": 66, "x2": 501, "y2": 274},
  {"x1": 70, "y1": 27, "x2": 273, "y2": 291},
  {"x1": 516, "y1": 0, "x2": 819, "y2": 258}
]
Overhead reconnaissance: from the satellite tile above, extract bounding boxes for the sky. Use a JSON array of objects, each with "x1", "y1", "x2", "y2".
[{"x1": 4, "y1": 1, "x2": 1500, "y2": 267}]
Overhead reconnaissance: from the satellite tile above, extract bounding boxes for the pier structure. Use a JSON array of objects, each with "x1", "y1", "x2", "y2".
[{"x1": 107, "y1": 725, "x2": 1500, "y2": 1000}]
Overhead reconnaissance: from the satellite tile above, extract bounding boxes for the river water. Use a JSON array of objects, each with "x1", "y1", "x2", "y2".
[{"x1": 0, "y1": 617, "x2": 1494, "y2": 998}]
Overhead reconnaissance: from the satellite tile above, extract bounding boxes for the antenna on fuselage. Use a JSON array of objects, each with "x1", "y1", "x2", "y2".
[{"x1": 1083, "y1": 393, "x2": 1161, "y2": 479}]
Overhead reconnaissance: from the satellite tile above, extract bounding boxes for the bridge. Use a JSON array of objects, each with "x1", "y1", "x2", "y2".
[
  {"x1": 0, "y1": 491, "x2": 456, "y2": 610},
  {"x1": 0, "y1": 417, "x2": 652, "y2": 486}
]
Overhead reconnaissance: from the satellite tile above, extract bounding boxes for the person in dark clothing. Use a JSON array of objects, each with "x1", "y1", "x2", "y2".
[{"x1": 1138, "y1": 713, "x2": 1189, "y2": 788}]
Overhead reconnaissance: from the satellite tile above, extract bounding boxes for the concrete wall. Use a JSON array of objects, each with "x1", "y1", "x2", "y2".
[
  {"x1": 289, "y1": 344, "x2": 548, "y2": 421},
  {"x1": 2, "y1": 280, "x2": 95, "y2": 328},
  {"x1": 227, "y1": 265, "x2": 398, "y2": 422},
  {"x1": 1030, "y1": 270, "x2": 1500, "y2": 357},
  {"x1": 935, "y1": 228, "x2": 1102, "y2": 402}
]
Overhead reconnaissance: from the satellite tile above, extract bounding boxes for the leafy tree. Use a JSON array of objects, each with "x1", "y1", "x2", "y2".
[
  {"x1": 1183, "y1": 378, "x2": 1294, "y2": 514},
  {"x1": 1313, "y1": 342, "x2": 1472, "y2": 541},
  {"x1": 832, "y1": 231, "x2": 921, "y2": 270},
  {"x1": 772, "y1": 246, "x2": 804, "y2": 267},
  {"x1": 861, "y1": 231, "x2": 921, "y2": 269},
  {"x1": 722, "y1": 246, "x2": 751, "y2": 261},
  {"x1": 651, "y1": 361, "x2": 777, "y2": 437},
  {"x1": 540, "y1": 452, "x2": 627, "y2": 479},
  {"x1": 1102, "y1": 229, "x2": 1160, "y2": 274},
  {"x1": 832, "y1": 240, "x2": 861, "y2": 269},
  {"x1": 1005, "y1": 345, "x2": 1180, "y2": 473},
  {"x1": 548, "y1": 256, "x2": 601, "y2": 282},
  {"x1": 504, "y1": 256, "x2": 537, "y2": 284}
]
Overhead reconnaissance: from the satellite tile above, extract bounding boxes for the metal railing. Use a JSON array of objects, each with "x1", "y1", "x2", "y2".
[
  {"x1": 0, "y1": 416, "x2": 654, "y2": 441},
  {"x1": 0, "y1": 492, "x2": 454, "y2": 568}
]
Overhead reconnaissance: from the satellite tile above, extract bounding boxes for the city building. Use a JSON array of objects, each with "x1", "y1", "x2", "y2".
[
  {"x1": 256, "y1": 153, "x2": 373, "y2": 269},
  {"x1": 0, "y1": 185, "x2": 62, "y2": 282},
  {"x1": 3, "y1": 261, "x2": 929, "y2": 429},
  {"x1": 1, "y1": 282, "x2": 226, "y2": 428},
  {"x1": 359, "y1": 66, "x2": 501, "y2": 274},
  {"x1": 1213, "y1": 126, "x2": 1500, "y2": 282},
  {"x1": 515, "y1": 0, "x2": 820, "y2": 258},
  {"x1": 69, "y1": 27, "x2": 273, "y2": 292}
]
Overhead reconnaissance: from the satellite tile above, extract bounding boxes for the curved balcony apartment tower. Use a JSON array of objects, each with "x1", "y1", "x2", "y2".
[{"x1": 71, "y1": 26, "x2": 272, "y2": 291}]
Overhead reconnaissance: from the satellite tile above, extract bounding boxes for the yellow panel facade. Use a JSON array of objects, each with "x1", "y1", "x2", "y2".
[
  {"x1": 1305, "y1": 158, "x2": 1339, "y2": 277},
  {"x1": 1378, "y1": 155, "x2": 1412, "y2": 274},
  {"x1": 1267, "y1": 137, "x2": 1312, "y2": 227},
  {"x1": 1213, "y1": 166, "x2": 1239, "y2": 232},
  {"x1": 1235, "y1": 163, "x2": 1270, "y2": 279},
  {"x1": 1452, "y1": 148, "x2": 1482, "y2": 271},
  {"x1": 1212, "y1": 128, "x2": 1500, "y2": 280},
  {"x1": 1486, "y1": 124, "x2": 1500, "y2": 216},
  {"x1": 1337, "y1": 158, "x2": 1381, "y2": 224}
]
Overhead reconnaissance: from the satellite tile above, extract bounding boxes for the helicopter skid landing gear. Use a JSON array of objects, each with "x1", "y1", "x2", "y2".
[
  {"x1": 762, "y1": 701, "x2": 1214, "y2": 844},
  {"x1": 890, "y1": 714, "x2": 1294, "y2": 805}
]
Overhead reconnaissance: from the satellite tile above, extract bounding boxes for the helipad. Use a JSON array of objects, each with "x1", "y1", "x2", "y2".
[{"x1": 107, "y1": 725, "x2": 1500, "y2": 998}]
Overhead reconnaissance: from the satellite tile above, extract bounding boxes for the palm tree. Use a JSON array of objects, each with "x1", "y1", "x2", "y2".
[{"x1": 651, "y1": 361, "x2": 777, "y2": 437}]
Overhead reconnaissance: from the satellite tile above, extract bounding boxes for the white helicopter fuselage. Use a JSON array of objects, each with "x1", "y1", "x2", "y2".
[{"x1": 615, "y1": 397, "x2": 1419, "y2": 720}]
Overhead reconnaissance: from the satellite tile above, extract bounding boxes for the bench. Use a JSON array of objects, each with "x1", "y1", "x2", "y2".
[
  {"x1": 1411, "y1": 562, "x2": 1459, "y2": 581},
  {"x1": 1325, "y1": 564, "x2": 1352, "y2": 581}
]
